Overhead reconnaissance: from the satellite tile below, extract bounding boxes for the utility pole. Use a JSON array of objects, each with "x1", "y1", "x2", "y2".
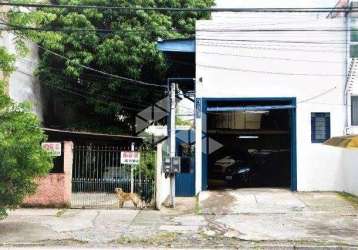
[{"x1": 169, "y1": 81, "x2": 176, "y2": 207}]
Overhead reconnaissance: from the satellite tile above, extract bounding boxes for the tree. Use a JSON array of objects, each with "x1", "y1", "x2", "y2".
[
  {"x1": 0, "y1": 46, "x2": 53, "y2": 219},
  {"x1": 6, "y1": 0, "x2": 214, "y2": 134}
]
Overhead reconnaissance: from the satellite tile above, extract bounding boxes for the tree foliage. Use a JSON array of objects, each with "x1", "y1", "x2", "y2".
[
  {"x1": 7, "y1": 0, "x2": 214, "y2": 133},
  {"x1": 0, "y1": 46, "x2": 53, "y2": 219}
]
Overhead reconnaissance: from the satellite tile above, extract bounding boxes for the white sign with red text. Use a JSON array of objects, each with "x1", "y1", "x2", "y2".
[
  {"x1": 120, "y1": 151, "x2": 140, "y2": 165},
  {"x1": 42, "y1": 142, "x2": 62, "y2": 157}
]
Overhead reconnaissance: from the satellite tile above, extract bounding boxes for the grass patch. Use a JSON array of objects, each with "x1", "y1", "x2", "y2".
[{"x1": 338, "y1": 192, "x2": 358, "y2": 207}]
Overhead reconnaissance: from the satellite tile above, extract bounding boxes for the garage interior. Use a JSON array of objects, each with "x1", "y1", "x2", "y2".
[{"x1": 206, "y1": 100, "x2": 293, "y2": 190}]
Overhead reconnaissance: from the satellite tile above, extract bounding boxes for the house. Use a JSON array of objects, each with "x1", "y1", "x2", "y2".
[{"x1": 158, "y1": 0, "x2": 358, "y2": 198}]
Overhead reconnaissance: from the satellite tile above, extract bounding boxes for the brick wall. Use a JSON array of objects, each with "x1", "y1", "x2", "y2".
[
  {"x1": 23, "y1": 173, "x2": 68, "y2": 207},
  {"x1": 23, "y1": 141, "x2": 73, "y2": 207}
]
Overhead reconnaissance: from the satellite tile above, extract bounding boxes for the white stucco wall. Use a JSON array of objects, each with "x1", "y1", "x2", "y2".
[
  {"x1": 341, "y1": 148, "x2": 358, "y2": 196},
  {"x1": 0, "y1": 32, "x2": 43, "y2": 120},
  {"x1": 316, "y1": 145, "x2": 358, "y2": 196},
  {"x1": 195, "y1": 0, "x2": 349, "y2": 193},
  {"x1": 156, "y1": 142, "x2": 171, "y2": 209}
]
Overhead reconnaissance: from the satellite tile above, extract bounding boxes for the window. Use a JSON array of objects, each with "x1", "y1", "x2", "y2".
[
  {"x1": 352, "y1": 96, "x2": 358, "y2": 126},
  {"x1": 311, "y1": 113, "x2": 331, "y2": 143},
  {"x1": 351, "y1": 10, "x2": 358, "y2": 57}
]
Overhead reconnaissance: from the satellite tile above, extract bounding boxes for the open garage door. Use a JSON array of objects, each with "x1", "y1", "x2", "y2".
[{"x1": 203, "y1": 99, "x2": 296, "y2": 191}]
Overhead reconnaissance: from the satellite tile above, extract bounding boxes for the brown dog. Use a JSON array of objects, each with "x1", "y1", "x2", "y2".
[{"x1": 114, "y1": 188, "x2": 143, "y2": 209}]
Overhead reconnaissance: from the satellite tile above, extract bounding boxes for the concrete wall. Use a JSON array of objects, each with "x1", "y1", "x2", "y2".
[
  {"x1": 0, "y1": 32, "x2": 43, "y2": 120},
  {"x1": 156, "y1": 142, "x2": 171, "y2": 209},
  {"x1": 195, "y1": 1, "x2": 348, "y2": 193},
  {"x1": 23, "y1": 141, "x2": 73, "y2": 207},
  {"x1": 342, "y1": 149, "x2": 358, "y2": 196},
  {"x1": 312, "y1": 145, "x2": 358, "y2": 196}
]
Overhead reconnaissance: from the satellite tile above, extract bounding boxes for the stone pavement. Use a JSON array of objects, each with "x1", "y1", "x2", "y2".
[{"x1": 1, "y1": 189, "x2": 358, "y2": 249}]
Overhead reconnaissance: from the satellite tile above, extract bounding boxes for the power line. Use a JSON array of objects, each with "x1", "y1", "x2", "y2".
[
  {"x1": 0, "y1": 21, "x2": 185, "y2": 34},
  {"x1": 198, "y1": 50, "x2": 342, "y2": 64},
  {"x1": 196, "y1": 28, "x2": 358, "y2": 33},
  {"x1": 31, "y1": 61, "x2": 164, "y2": 93},
  {"x1": 15, "y1": 66, "x2": 156, "y2": 110},
  {"x1": 3, "y1": 21, "x2": 358, "y2": 34},
  {"x1": 197, "y1": 42, "x2": 347, "y2": 53},
  {"x1": 36, "y1": 45, "x2": 166, "y2": 89},
  {"x1": 0, "y1": 22, "x2": 112, "y2": 33},
  {"x1": 298, "y1": 86, "x2": 338, "y2": 104},
  {"x1": 43, "y1": 75, "x2": 156, "y2": 107},
  {"x1": 17, "y1": 59, "x2": 158, "y2": 107},
  {"x1": 197, "y1": 37, "x2": 348, "y2": 45},
  {"x1": 16, "y1": 68, "x2": 142, "y2": 111},
  {"x1": 5, "y1": 20, "x2": 348, "y2": 52},
  {"x1": 0, "y1": 3, "x2": 355, "y2": 13},
  {"x1": 196, "y1": 63, "x2": 344, "y2": 77},
  {"x1": 198, "y1": 40, "x2": 347, "y2": 49}
]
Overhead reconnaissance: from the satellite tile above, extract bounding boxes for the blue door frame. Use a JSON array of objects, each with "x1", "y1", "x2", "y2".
[
  {"x1": 201, "y1": 97, "x2": 297, "y2": 191},
  {"x1": 175, "y1": 129, "x2": 196, "y2": 197}
]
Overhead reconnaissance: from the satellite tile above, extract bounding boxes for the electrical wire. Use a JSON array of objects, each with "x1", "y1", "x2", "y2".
[
  {"x1": 197, "y1": 40, "x2": 348, "y2": 49},
  {"x1": 36, "y1": 45, "x2": 166, "y2": 89},
  {"x1": 298, "y1": 86, "x2": 338, "y2": 104},
  {"x1": 196, "y1": 63, "x2": 344, "y2": 77},
  {"x1": 0, "y1": 3, "x2": 355, "y2": 13},
  {"x1": 0, "y1": 21, "x2": 185, "y2": 34},
  {"x1": 197, "y1": 37, "x2": 348, "y2": 45},
  {"x1": 15, "y1": 68, "x2": 154, "y2": 111},
  {"x1": 196, "y1": 28, "x2": 358, "y2": 33},
  {"x1": 16, "y1": 57, "x2": 164, "y2": 101},
  {"x1": 197, "y1": 42, "x2": 347, "y2": 53},
  {"x1": 3, "y1": 21, "x2": 358, "y2": 34},
  {"x1": 19, "y1": 61, "x2": 159, "y2": 107},
  {"x1": 197, "y1": 50, "x2": 342, "y2": 64}
]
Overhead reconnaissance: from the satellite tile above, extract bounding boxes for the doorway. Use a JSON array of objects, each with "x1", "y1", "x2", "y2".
[{"x1": 202, "y1": 98, "x2": 297, "y2": 191}]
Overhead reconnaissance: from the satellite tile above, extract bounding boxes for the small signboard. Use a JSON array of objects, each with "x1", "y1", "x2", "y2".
[
  {"x1": 121, "y1": 151, "x2": 140, "y2": 165},
  {"x1": 42, "y1": 142, "x2": 62, "y2": 157}
]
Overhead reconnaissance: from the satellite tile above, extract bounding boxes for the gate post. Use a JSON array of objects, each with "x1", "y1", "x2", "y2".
[{"x1": 63, "y1": 141, "x2": 74, "y2": 207}]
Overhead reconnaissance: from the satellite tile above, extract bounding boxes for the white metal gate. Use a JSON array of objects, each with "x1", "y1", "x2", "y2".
[{"x1": 71, "y1": 145, "x2": 155, "y2": 208}]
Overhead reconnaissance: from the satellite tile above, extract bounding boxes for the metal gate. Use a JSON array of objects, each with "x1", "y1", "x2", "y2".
[{"x1": 71, "y1": 145, "x2": 155, "y2": 208}]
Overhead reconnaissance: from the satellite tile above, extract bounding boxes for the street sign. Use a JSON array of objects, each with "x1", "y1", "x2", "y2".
[
  {"x1": 121, "y1": 151, "x2": 140, "y2": 165},
  {"x1": 42, "y1": 142, "x2": 62, "y2": 157}
]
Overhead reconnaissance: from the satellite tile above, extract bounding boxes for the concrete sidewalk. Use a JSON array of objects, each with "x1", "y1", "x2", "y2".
[
  {"x1": 200, "y1": 189, "x2": 358, "y2": 246},
  {"x1": 1, "y1": 189, "x2": 358, "y2": 248}
]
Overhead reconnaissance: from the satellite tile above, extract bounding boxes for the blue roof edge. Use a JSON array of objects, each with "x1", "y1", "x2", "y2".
[{"x1": 156, "y1": 38, "x2": 195, "y2": 53}]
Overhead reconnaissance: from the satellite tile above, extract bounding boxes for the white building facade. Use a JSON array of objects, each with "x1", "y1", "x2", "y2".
[
  {"x1": 194, "y1": 0, "x2": 355, "y2": 193},
  {"x1": 0, "y1": 6, "x2": 43, "y2": 120}
]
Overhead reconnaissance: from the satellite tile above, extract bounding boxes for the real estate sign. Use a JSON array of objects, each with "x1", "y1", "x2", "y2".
[
  {"x1": 41, "y1": 142, "x2": 62, "y2": 157},
  {"x1": 121, "y1": 151, "x2": 140, "y2": 165}
]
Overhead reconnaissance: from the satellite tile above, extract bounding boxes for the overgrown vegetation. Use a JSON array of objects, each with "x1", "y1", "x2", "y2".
[
  {"x1": 137, "y1": 146, "x2": 156, "y2": 180},
  {"x1": 6, "y1": 0, "x2": 214, "y2": 134},
  {"x1": 0, "y1": 46, "x2": 53, "y2": 219}
]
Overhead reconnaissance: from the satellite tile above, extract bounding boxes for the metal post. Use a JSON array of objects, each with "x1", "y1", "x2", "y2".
[
  {"x1": 169, "y1": 81, "x2": 176, "y2": 207},
  {"x1": 130, "y1": 142, "x2": 135, "y2": 193}
]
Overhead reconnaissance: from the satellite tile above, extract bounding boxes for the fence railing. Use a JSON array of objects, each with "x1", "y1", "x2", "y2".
[{"x1": 71, "y1": 145, "x2": 155, "y2": 208}]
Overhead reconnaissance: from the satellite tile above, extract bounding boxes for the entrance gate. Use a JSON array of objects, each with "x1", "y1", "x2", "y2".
[{"x1": 71, "y1": 145, "x2": 155, "y2": 208}]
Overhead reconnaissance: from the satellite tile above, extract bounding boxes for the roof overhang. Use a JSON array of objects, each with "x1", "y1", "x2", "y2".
[{"x1": 156, "y1": 38, "x2": 195, "y2": 53}]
